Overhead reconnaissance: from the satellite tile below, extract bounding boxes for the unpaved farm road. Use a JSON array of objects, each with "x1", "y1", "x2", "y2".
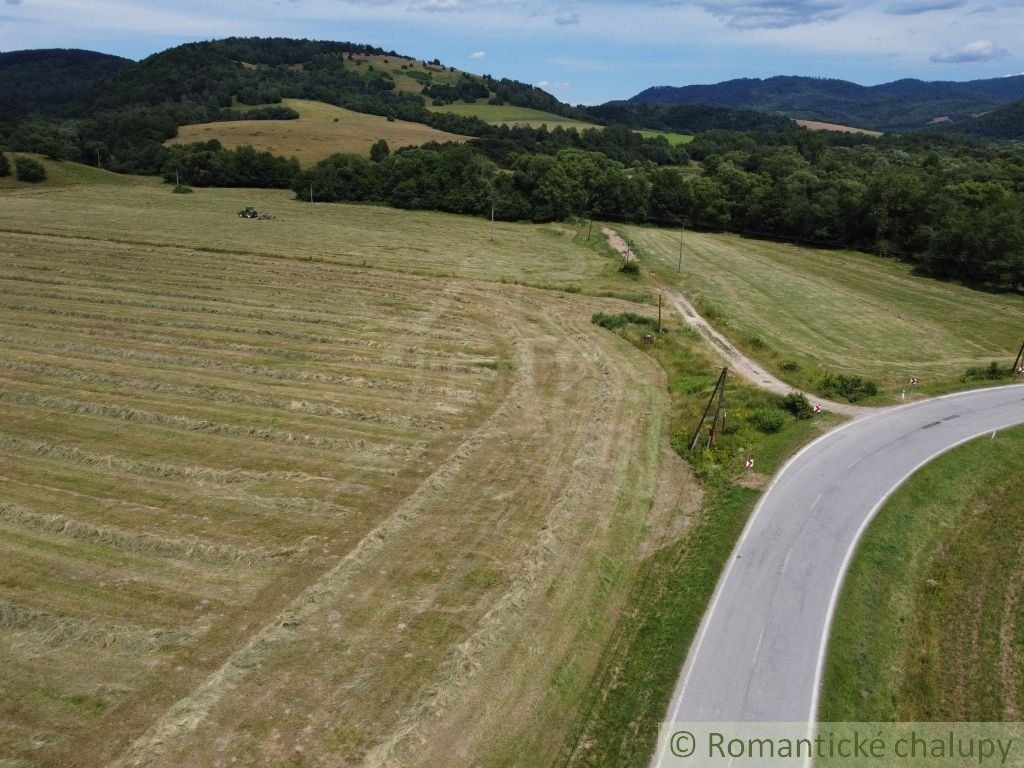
[
  {"x1": 653, "y1": 385, "x2": 1024, "y2": 766},
  {"x1": 598, "y1": 230, "x2": 1024, "y2": 764},
  {"x1": 601, "y1": 227, "x2": 866, "y2": 417}
]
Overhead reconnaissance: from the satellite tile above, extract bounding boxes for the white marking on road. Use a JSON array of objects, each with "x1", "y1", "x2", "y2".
[{"x1": 807, "y1": 394, "x2": 1024, "y2": 726}]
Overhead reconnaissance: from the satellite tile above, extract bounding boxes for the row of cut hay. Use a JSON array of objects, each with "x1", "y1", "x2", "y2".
[
  {"x1": 0, "y1": 501, "x2": 294, "y2": 565},
  {"x1": 2, "y1": 306, "x2": 497, "y2": 361},
  {"x1": 2, "y1": 270, "x2": 437, "y2": 317},
  {"x1": 2, "y1": 317, "x2": 496, "y2": 376},
  {"x1": 0, "y1": 389, "x2": 412, "y2": 456},
  {"x1": 2, "y1": 286, "x2": 473, "y2": 342},
  {"x1": 0, "y1": 360, "x2": 450, "y2": 431},
  {"x1": 0, "y1": 335, "x2": 483, "y2": 400},
  {"x1": 2, "y1": 241, "x2": 443, "y2": 304},
  {"x1": 106, "y1": 309, "x2": 538, "y2": 768},
  {"x1": 2, "y1": 236, "x2": 480, "y2": 304},
  {"x1": 0, "y1": 433, "x2": 344, "y2": 487},
  {"x1": 0, "y1": 597, "x2": 190, "y2": 654}
]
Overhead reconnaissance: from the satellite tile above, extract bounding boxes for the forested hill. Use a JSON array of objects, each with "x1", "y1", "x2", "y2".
[
  {"x1": 0, "y1": 49, "x2": 129, "y2": 121},
  {"x1": 947, "y1": 99, "x2": 1024, "y2": 139},
  {"x1": 629, "y1": 75, "x2": 1024, "y2": 132}
]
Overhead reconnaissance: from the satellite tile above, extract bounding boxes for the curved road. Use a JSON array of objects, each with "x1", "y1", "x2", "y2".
[{"x1": 655, "y1": 385, "x2": 1024, "y2": 759}]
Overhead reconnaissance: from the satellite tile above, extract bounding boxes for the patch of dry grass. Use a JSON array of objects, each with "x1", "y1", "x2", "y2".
[{"x1": 167, "y1": 99, "x2": 469, "y2": 165}]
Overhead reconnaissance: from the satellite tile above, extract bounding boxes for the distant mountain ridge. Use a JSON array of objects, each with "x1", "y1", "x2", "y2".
[{"x1": 629, "y1": 74, "x2": 1024, "y2": 132}]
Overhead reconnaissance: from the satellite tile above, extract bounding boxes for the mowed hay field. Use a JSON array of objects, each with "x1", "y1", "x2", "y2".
[
  {"x1": 0, "y1": 179, "x2": 636, "y2": 295},
  {"x1": 622, "y1": 225, "x2": 1024, "y2": 391},
  {"x1": 426, "y1": 102, "x2": 601, "y2": 130},
  {"x1": 0, "y1": 181, "x2": 688, "y2": 767},
  {"x1": 167, "y1": 99, "x2": 469, "y2": 165}
]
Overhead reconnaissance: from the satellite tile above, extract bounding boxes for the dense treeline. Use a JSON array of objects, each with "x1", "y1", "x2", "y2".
[
  {"x1": 161, "y1": 141, "x2": 299, "y2": 188},
  {"x1": 683, "y1": 130, "x2": 1024, "y2": 287},
  {"x1": 587, "y1": 102, "x2": 794, "y2": 134}
]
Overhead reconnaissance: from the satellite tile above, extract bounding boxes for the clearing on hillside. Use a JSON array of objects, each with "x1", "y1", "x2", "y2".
[
  {"x1": 795, "y1": 119, "x2": 883, "y2": 136},
  {"x1": 0, "y1": 180, "x2": 688, "y2": 768},
  {"x1": 426, "y1": 101, "x2": 601, "y2": 129},
  {"x1": 621, "y1": 224, "x2": 1024, "y2": 394},
  {"x1": 166, "y1": 99, "x2": 469, "y2": 165}
]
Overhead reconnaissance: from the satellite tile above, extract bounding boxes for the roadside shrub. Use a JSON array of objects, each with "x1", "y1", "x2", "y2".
[
  {"x1": 172, "y1": 184, "x2": 193, "y2": 194},
  {"x1": 749, "y1": 407, "x2": 785, "y2": 434},
  {"x1": 818, "y1": 372, "x2": 878, "y2": 402},
  {"x1": 592, "y1": 311, "x2": 655, "y2": 330},
  {"x1": 781, "y1": 392, "x2": 814, "y2": 419},
  {"x1": 14, "y1": 156, "x2": 46, "y2": 183},
  {"x1": 963, "y1": 361, "x2": 1005, "y2": 381},
  {"x1": 620, "y1": 261, "x2": 640, "y2": 275},
  {"x1": 0, "y1": 152, "x2": 9, "y2": 178},
  {"x1": 780, "y1": 360, "x2": 800, "y2": 372}
]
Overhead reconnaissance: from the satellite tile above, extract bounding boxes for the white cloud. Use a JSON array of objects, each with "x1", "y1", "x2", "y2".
[
  {"x1": 885, "y1": 0, "x2": 963, "y2": 14},
  {"x1": 469, "y1": 50, "x2": 486, "y2": 59},
  {"x1": 554, "y1": 11, "x2": 580, "y2": 24},
  {"x1": 694, "y1": 0, "x2": 849, "y2": 29},
  {"x1": 930, "y1": 38, "x2": 1009, "y2": 62}
]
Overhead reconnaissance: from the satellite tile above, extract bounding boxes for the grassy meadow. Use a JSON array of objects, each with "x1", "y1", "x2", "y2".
[
  {"x1": 0, "y1": 176, "x2": 685, "y2": 767},
  {"x1": 622, "y1": 225, "x2": 1024, "y2": 398},
  {"x1": 0, "y1": 177, "x2": 640, "y2": 296},
  {"x1": 821, "y1": 425, "x2": 1024, "y2": 722},
  {"x1": 167, "y1": 99, "x2": 469, "y2": 165},
  {"x1": 426, "y1": 101, "x2": 601, "y2": 129},
  {"x1": 637, "y1": 129, "x2": 695, "y2": 145}
]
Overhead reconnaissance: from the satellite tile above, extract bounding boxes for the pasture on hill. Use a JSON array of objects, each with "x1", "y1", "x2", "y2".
[
  {"x1": 622, "y1": 225, "x2": 1024, "y2": 397},
  {"x1": 0, "y1": 179, "x2": 686, "y2": 767},
  {"x1": 167, "y1": 99, "x2": 469, "y2": 165},
  {"x1": 0, "y1": 153, "x2": 135, "y2": 190},
  {"x1": 338, "y1": 53, "x2": 472, "y2": 95},
  {"x1": 426, "y1": 101, "x2": 601, "y2": 129}
]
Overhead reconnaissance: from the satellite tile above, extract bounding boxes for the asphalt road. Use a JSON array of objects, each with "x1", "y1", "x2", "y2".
[{"x1": 656, "y1": 385, "x2": 1024, "y2": 741}]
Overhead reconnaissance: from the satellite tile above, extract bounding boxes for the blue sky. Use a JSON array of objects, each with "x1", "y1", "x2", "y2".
[{"x1": 1, "y1": 0, "x2": 1022, "y2": 104}]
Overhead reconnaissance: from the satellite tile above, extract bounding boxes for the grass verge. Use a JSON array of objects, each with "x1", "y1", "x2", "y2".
[
  {"x1": 556, "y1": 313, "x2": 841, "y2": 767},
  {"x1": 821, "y1": 424, "x2": 1024, "y2": 722}
]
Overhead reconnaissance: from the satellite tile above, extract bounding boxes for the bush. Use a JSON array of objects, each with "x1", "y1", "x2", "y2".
[
  {"x1": 818, "y1": 372, "x2": 878, "y2": 402},
  {"x1": 620, "y1": 261, "x2": 640, "y2": 275},
  {"x1": 0, "y1": 152, "x2": 9, "y2": 178},
  {"x1": 592, "y1": 311, "x2": 655, "y2": 330},
  {"x1": 749, "y1": 407, "x2": 785, "y2": 434},
  {"x1": 14, "y1": 156, "x2": 46, "y2": 183},
  {"x1": 780, "y1": 360, "x2": 800, "y2": 372},
  {"x1": 172, "y1": 184, "x2": 193, "y2": 194},
  {"x1": 781, "y1": 392, "x2": 814, "y2": 419},
  {"x1": 963, "y1": 361, "x2": 1005, "y2": 381}
]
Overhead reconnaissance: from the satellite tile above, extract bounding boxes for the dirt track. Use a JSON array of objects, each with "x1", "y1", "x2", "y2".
[{"x1": 602, "y1": 227, "x2": 870, "y2": 417}]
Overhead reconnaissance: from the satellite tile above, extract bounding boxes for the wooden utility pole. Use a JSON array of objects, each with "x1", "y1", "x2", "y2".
[
  {"x1": 678, "y1": 225, "x2": 684, "y2": 273},
  {"x1": 1012, "y1": 339, "x2": 1024, "y2": 374},
  {"x1": 310, "y1": 184, "x2": 314, "y2": 205},
  {"x1": 587, "y1": 216, "x2": 593, "y2": 242},
  {"x1": 689, "y1": 368, "x2": 728, "y2": 451},
  {"x1": 490, "y1": 203, "x2": 495, "y2": 241},
  {"x1": 657, "y1": 293, "x2": 663, "y2": 334}
]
